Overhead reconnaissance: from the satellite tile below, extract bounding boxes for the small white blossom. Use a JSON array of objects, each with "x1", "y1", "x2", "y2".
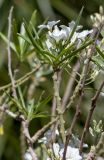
[
  {"x1": 38, "y1": 20, "x2": 60, "y2": 31},
  {"x1": 47, "y1": 143, "x2": 82, "y2": 160},
  {"x1": 38, "y1": 130, "x2": 52, "y2": 144},
  {"x1": 77, "y1": 30, "x2": 93, "y2": 39},
  {"x1": 90, "y1": 6, "x2": 104, "y2": 27},
  {"x1": 48, "y1": 25, "x2": 67, "y2": 43},
  {"x1": 45, "y1": 39, "x2": 53, "y2": 50},
  {"x1": 100, "y1": 92, "x2": 104, "y2": 97},
  {"x1": 68, "y1": 21, "x2": 82, "y2": 31},
  {"x1": 38, "y1": 136, "x2": 47, "y2": 144},
  {"x1": 38, "y1": 20, "x2": 92, "y2": 54},
  {"x1": 24, "y1": 151, "x2": 32, "y2": 160},
  {"x1": 60, "y1": 25, "x2": 71, "y2": 37},
  {"x1": 60, "y1": 146, "x2": 82, "y2": 160},
  {"x1": 70, "y1": 30, "x2": 93, "y2": 44},
  {"x1": 53, "y1": 143, "x2": 60, "y2": 157},
  {"x1": 55, "y1": 129, "x2": 59, "y2": 135}
]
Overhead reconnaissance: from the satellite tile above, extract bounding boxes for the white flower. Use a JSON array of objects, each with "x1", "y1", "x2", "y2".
[
  {"x1": 38, "y1": 20, "x2": 60, "y2": 31},
  {"x1": 90, "y1": 6, "x2": 104, "y2": 27},
  {"x1": 77, "y1": 30, "x2": 93, "y2": 39},
  {"x1": 47, "y1": 143, "x2": 82, "y2": 160},
  {"x1": 38, "y1": 20, "x2": 92, "y2": 54},
  {"x1": 38, "y1": 136, "x2": 47, "y2": 144},
  {"x1": 48, "y1": 26, "x2": 67, "y2": 43},
  {"x1": 45, "y1": 39, "x2": 53, "y2": 50},
  {"x1": 68, "y1": 21, "x2": 82, "y2": 31},
  {"x1": 60, "y1": 146, "x2": 82, "y2": 160},
  {"x1": 55, "y1": 129, "x2": 59, "y2": 136},
  {"x1": 53, "y1": 143, "x2": 60, "y2": 158},
  {"x1": 24, "y1": 151, "x2": 32, "y2": 160},
  {"x1": 100, "y1": 92, "x2": 104, "y2": 97},
  {"x1": 60, "y1": 25, "x2": 71, "y2": 37}
]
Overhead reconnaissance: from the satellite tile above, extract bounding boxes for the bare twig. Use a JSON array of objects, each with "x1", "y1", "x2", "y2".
[
  {"x1": 53, "y1": 71, "x2": 65, "y2": 143},
  {"x1": 32, "y1": 117, "x2": 59, "y2": 143},
  {"x1": 62, "y1": 60, "x2": 80, "y2": 110},
  {"x1": 7, "y1": 7, "x2": 17, "y2": 98},
  {"x1": 62, "y1": 23, "x2": 104, "y2": 159},
  {"x1": 20, "y1": 124, "x2": 26, "y2": 160},
  {"x1": 64, "y1": 24, "x2": 104, "y2": 114},
  {"x1": 86, "y1": 132, "x2": 104, "y2": 160},
  {"x1": 62, "y1": 89, "x2": 83, "y2": 160},
  {"x1": 0, "y1": 65, "x2": 40, "y2": 92},
  {"x1": 22, "y1": 120, "x2": 38, "y2": 160},
  {"x1": 86, "y1": 146, "x2": 96, "y2": 160},
  {"x1": 96, "y1": 132, "x2": 104, "y2": 152},
  {"x1": 79, "y1": 80, "x2": 104, "y2": 154},
  {"x1": 0, "y1": 104, "x2": 19, "y2": 119},
  {"x1": 28, "y1": 146, "x2": 38, "y2": 160},
  {"x1": 51, "y1": 70, "x2": 62, "y2": 143}
]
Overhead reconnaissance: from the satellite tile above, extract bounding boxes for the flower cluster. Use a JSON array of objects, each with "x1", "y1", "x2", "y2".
[
  {"x1": 89, "y1": 120, "x2": 103, "y2": 137},
  {"x1": 47, "y1": 143, "x2": 82, "y2": 160},
  {"x1": 38, "y1": 20, "x2": 92, "y2": 54},
  {"x1": 38, "y1": 130, "x2": 85, "y2": 160},
  {"x1": 90, "y1": 6, "x2": 104, "y2": 27}
]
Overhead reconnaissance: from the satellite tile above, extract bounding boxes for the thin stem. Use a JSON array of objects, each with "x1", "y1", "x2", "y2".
[
  {"x1": 20, "y1": 124, "x2": 26, "y2": 160},
  {"x1": 32, "y1": 117, "x2": 59, "y2": 143},
  {"x1": 22, "y1": 120, "x2": 38, "y2": 160},
  {"x1": 0, "y1": 104, "x2": 19, "y2": 119},
  {"x1": 86, "y1": 146, "x2": 96, "y2": 160},
  {"x1": 64, "y1": 24, "x2": 104, "y2": 113},
  {"x1": 0, "y1": 65, "x2": 40, "y2": 92},
  {"x1": 79, "y1": 80, "x2": 104, "y2": 154},
  {"x1": 96, "y1": 132, "x2": 104, "y2": 153},
  {"x1": 7, "y1": 7, "x2": 17, "y2": 98},
  {"x1": 86, "y1": 132, "x2": 104, "y2": 160},
  {"x1": 62, "y1": 89, "x2": 83, "y2": 160},
  {"x1": 62, "y1": 60, "x2": 80, "y2": 110},
  {"x1": 53, "y1": 71, "x2": 65, "y2": 143},
  {"x1": 51, "y1": 70, "x2": 62, "y2": 143}
]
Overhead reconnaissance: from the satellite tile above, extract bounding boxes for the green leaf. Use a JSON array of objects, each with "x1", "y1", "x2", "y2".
[
  {"x1": 58, "y1": 39, "x2": 93, "y2": 65},
  {"x1": 17, "y1": 33, "x2": 31, "y2": 44},
  {"x1": 23, "y1": 20, "x2": 55, "y2": 63},
  {"x1": 55, "y1": 43, "x2": 74, "y2": 63},
  {"x1": 17, "y1": 86, "x2": 26, "y2": 111},
  {"x1": 96, "y1": 46, "x2": 104, "y2": 59},
  {"x1": 0, "y1": 32, "x2": 16, "y2": 52},
  {"x1": 23, "y1": 20, "x2": 42, "y2": 51},
  {"x1": 18, "y1": 23, "x2": 31, "y2": 61},
  {"x1": 29, "y1": 10, "x2": 37, "y2": 29},
  {"x1": 5, "y1": 91, "x2": 27, "y2": 114},
  {"x1": 101, "y1": 27, "x2": 104, "y2": 37},
  {"x1": 65, "y1": 6, "x2": 84, "y2": 45},
  {"x1": 12, "y1": 19, "x2": 21, "y2": 57},
  {"x1": 92, "y1": 56, "x2": 104, "y2": 70},
  {"x1": 35, "y1": 95, "x2": 51, "y2": 113},
  {"x1": 27, "y1": 95, "x2": 51, "y2": 121},
  {"x1": 31, "y1": 112, "x2": 48, "y2": 120},
  {"x1": 27, "y1": 99, "x2": 35, "y2": 120}
]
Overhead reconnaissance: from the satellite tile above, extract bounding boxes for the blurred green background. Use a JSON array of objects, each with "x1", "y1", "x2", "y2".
[{"x1": 0, "y1": 0, "x2": 104, "y2": 159}]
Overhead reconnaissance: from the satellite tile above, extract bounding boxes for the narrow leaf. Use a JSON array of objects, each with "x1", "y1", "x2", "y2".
[
  {"x1": 96, "y1": 46, "x2": 104, "y2": 59},
  {"x1": 0, "y1": 32, "x2": 16, "y2": 52},
  {"x1": 12, "y1": 19, "x2": 21, "y2": 56},
  {"x1": 58, "y1": 40, "x2": 93, "y2": 65},
  {"x1": 66, "y1": 6, "x2": 84, "y2": 44},
  {"x1": 17, "y1": 86, "x2": 26, "y2": 112}
]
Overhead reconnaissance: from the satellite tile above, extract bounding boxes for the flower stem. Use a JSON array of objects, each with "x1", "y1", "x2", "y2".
[{"x1": 53, "y1": 70, "x2": 65, "y2": 143}]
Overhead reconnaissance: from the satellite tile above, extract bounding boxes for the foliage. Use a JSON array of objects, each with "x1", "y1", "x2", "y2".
[{"x1": 0, "y1": 1, "x2": 104, "y2": 160}]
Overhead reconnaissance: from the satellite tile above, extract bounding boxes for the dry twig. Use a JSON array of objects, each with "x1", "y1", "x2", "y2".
[
  {"x1": 7, "y1": 7, "x2": 17, "y2": 98},
  {"x1": 79, "y1": 80, "x2": 104, "y2": 154}
]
